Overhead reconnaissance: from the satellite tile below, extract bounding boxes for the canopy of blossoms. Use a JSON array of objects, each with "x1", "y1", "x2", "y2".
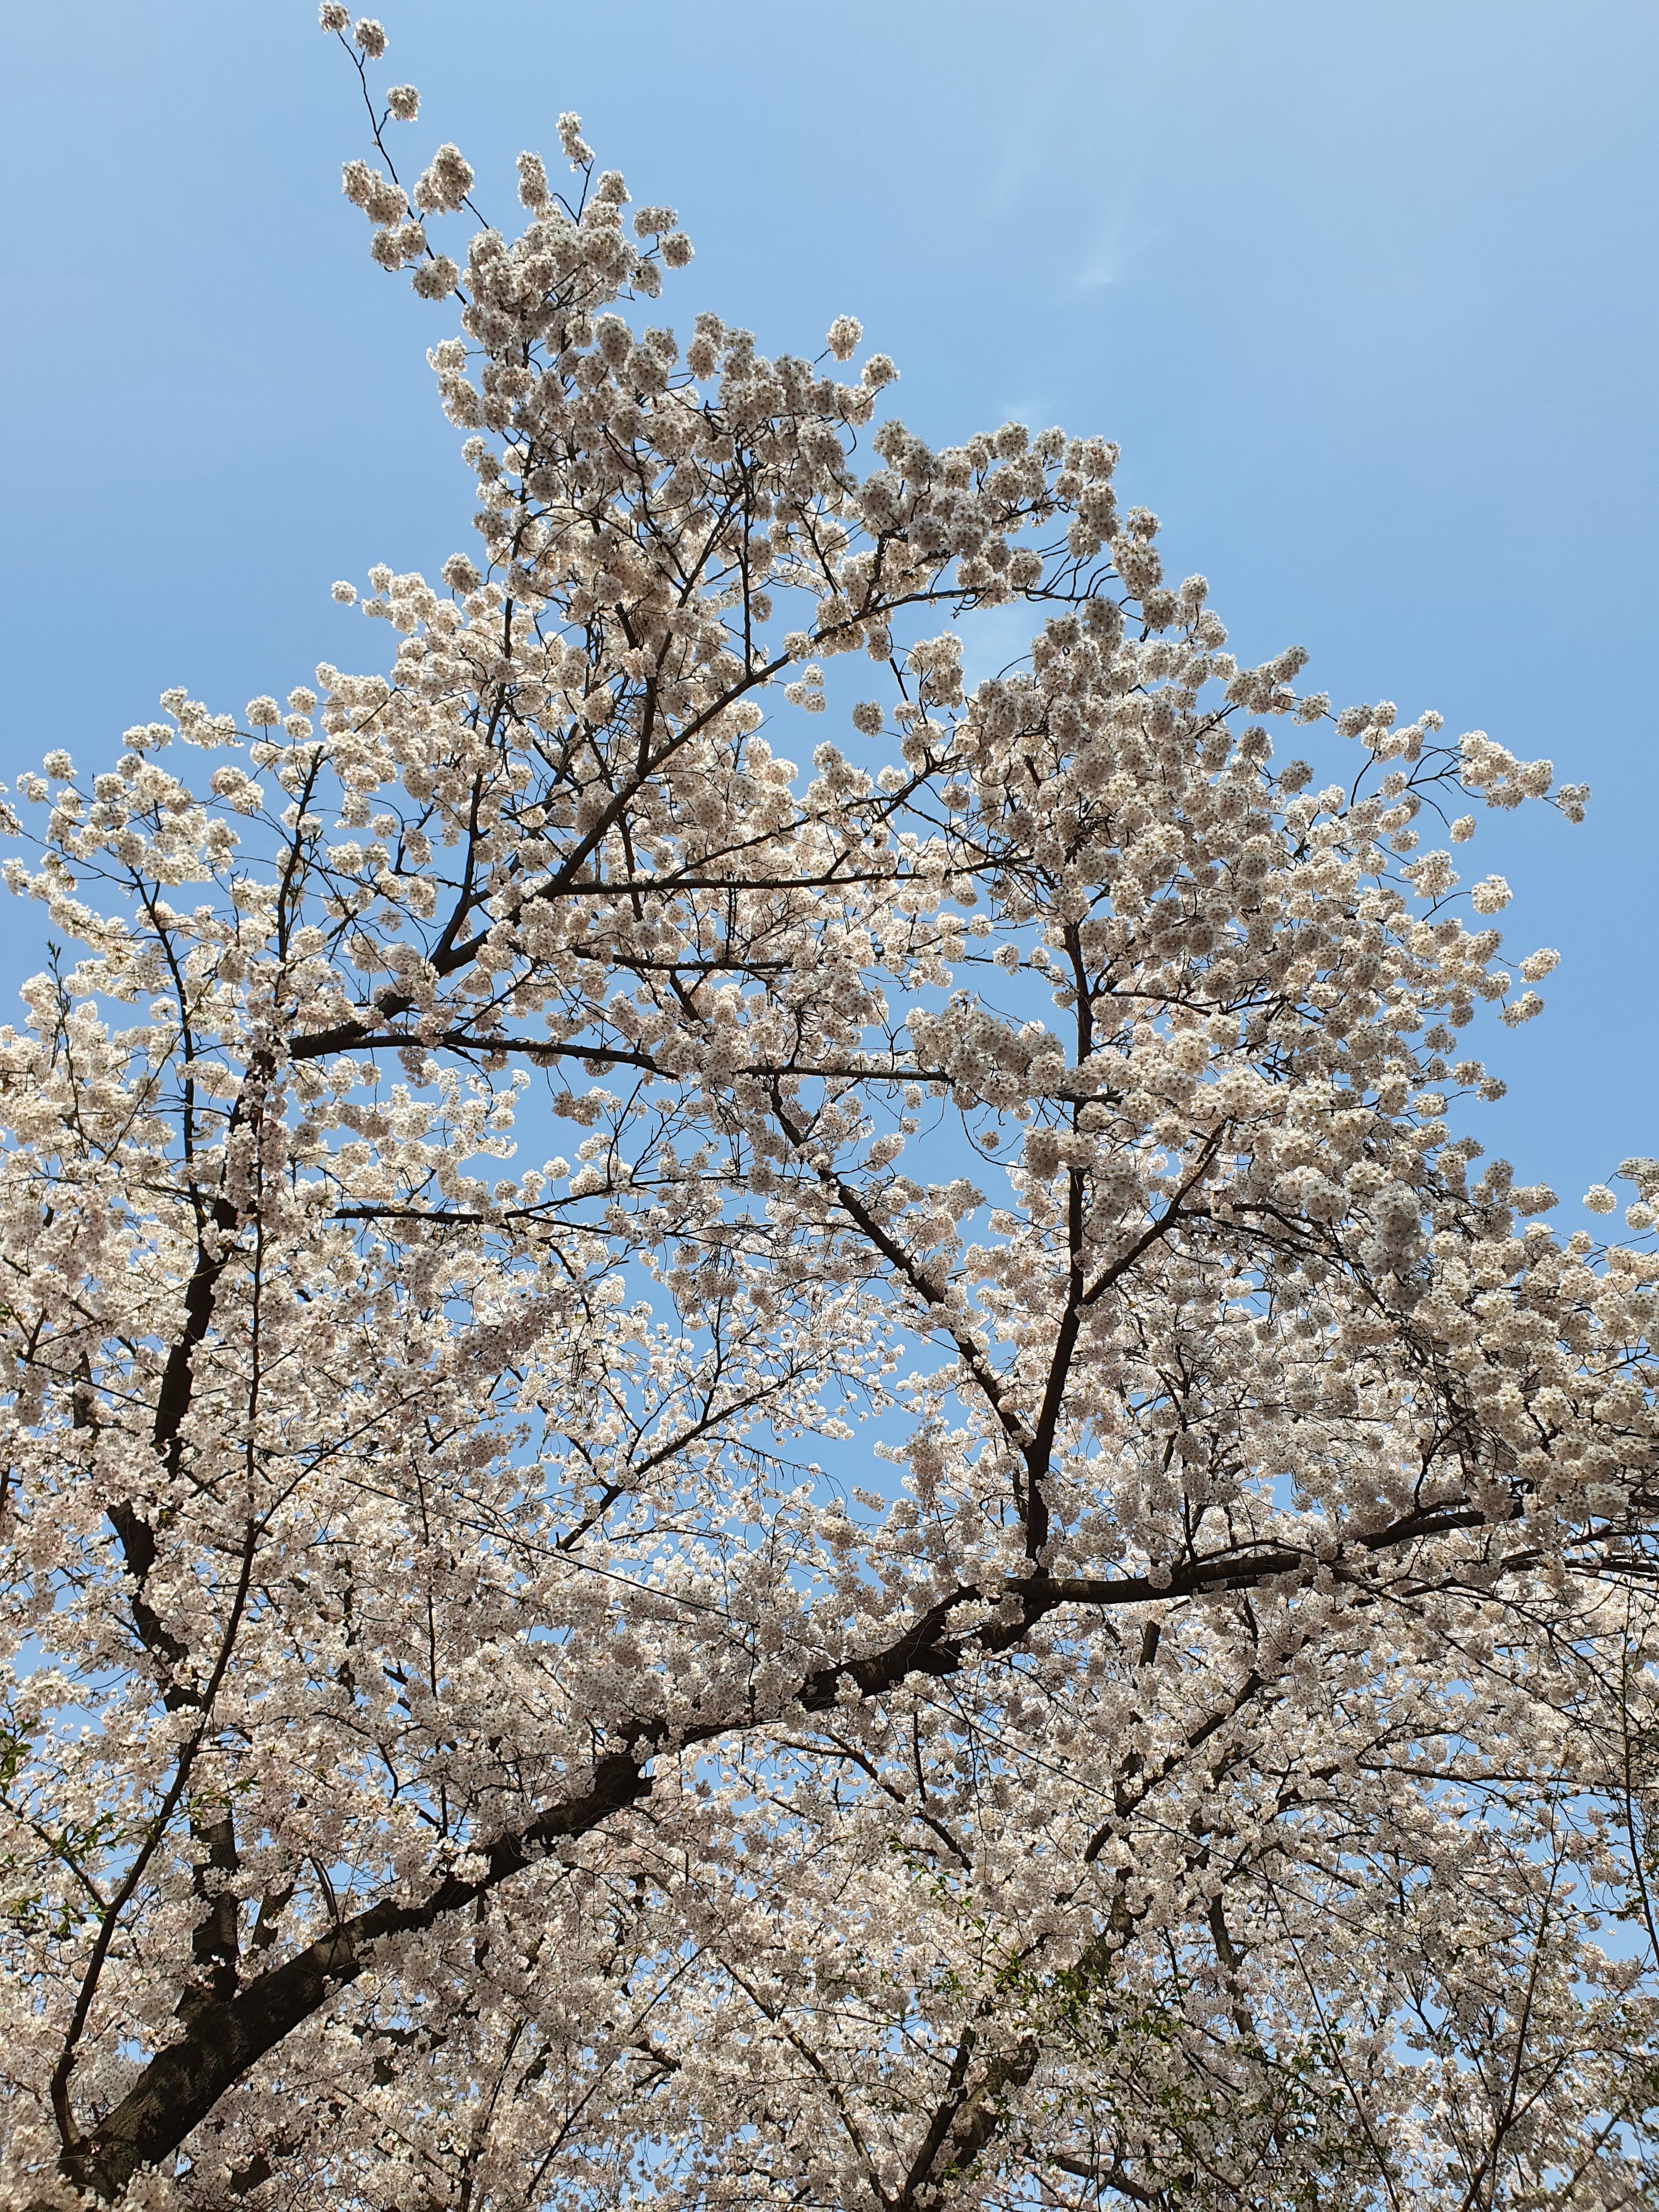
[{"x1": 1, "y1": 11, "x2": 1654, "y2": 2209}]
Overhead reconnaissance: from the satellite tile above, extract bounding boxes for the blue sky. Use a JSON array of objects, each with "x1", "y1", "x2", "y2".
[{"x1": 1, "y1": 0, "x2": 1655, "y2": 1223}]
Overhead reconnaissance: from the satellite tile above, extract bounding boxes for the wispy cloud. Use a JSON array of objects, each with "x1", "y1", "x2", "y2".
[{"x1": 1075, "y1": 202, "x2": 1154, "y2": 292}]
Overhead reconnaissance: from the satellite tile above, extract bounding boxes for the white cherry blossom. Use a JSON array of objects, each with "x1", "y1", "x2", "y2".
[{"x1": 1, "y1": 13, "x2": 1655, "y2": 2210}]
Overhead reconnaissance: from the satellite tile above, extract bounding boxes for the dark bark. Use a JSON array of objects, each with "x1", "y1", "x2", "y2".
[{"x1": 56, "y1": 1753, "x2": 653, "y2": 2202}]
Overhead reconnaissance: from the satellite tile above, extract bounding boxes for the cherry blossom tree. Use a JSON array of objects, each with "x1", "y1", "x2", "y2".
[{"x1": 3, "y1": 10, "x2": 1656, "y2": 2208}]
